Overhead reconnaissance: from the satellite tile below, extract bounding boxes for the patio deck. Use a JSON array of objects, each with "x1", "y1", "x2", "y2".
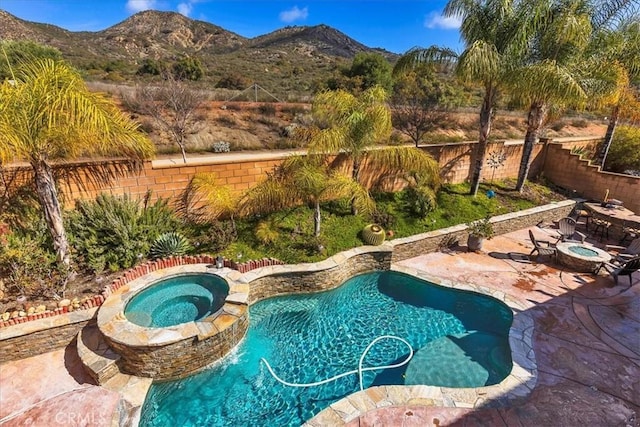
[{"x1": 1, "y1": 226, "x2": 638, "y2": 426}]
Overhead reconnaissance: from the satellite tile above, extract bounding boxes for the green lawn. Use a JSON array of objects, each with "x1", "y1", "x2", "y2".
[{"x1": 216, "y1": 180, "x2": 565, "y2": 264}]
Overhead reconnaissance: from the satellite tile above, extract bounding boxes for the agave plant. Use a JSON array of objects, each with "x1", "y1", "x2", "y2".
[{"x1": 149, "y1": 232, "x2": 192, "y2": 259}]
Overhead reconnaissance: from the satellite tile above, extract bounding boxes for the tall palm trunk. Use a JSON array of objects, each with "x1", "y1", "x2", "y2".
[
  {"x1": 32, "y1": 159, "x2": 70, "y2": 265},
  {"x1": 596, "y1": 104, "x2": 620, "y2": 168},
  {"x1": 313, "y1": 199, "x2": 321, "y2": 237},
  {"x1": 470, "y1": 86, "x2": 495, "y2": 196},
  {"x1": 350, "y1": 157, "x2": 362, "y2": 215},
  {"x1": 516, "y1": 101, "x2": 547, "y2": 192}
]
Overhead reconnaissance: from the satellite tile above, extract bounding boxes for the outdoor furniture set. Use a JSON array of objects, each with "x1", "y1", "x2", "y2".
[{"x1": 528, "y1": 215, "x2": 640, "y2": 285}]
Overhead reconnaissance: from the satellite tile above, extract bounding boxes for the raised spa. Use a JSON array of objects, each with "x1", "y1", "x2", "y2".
[{"x1": 125, "y1": 274, "x2": 229, "y2": 327}]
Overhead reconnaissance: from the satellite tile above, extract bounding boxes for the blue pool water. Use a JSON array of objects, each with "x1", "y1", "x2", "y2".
[
  {"x1": 125, "y1": 274, "x2": 229, "y2": 328},
  {"x1": 140, "y1": 271, "x2": 513, "y2": 426}
]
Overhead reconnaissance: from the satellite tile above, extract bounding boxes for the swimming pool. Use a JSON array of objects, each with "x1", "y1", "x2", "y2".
[{"x1": 140, "y1": 270, "x2": 513, "y2": 426}]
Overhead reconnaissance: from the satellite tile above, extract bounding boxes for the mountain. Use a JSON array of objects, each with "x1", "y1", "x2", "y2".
[
  {"x1": 0, "y1": 10, "x2": 399, "y2": 97},
  {"x1": 248, "y1": 24, "x2": 396, "y2": 61}
]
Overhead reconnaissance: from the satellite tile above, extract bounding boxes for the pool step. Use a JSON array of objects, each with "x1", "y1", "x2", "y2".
[
  {"x1": 103, "y1": 372, "x2": 153, "y2": 427},
  {"x1": 77, "y1": 319, "x2": 122, "y2": 385}
]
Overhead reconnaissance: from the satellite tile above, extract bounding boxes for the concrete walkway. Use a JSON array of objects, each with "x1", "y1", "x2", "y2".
[{"x1": 1, "y1": 225, "x2": 638, "y2": 426}]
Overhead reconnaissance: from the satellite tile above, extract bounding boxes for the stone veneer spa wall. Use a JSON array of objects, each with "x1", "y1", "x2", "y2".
[{"x1": 97, "y1": 264, "x2": 249, "y2": 380}]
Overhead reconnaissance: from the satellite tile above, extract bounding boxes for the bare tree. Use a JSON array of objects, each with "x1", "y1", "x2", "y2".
[
  {"x1": 125, "y1": 75, "x2": 207, "y2": 163},
  {"x1": 390, "y1": 68, "x2": 459, "y2": 147}
]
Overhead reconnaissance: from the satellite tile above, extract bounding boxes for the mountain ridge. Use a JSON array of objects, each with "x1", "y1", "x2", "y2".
[{"x1": 0, "y1": 9, "x2": 400, "y2": 97}]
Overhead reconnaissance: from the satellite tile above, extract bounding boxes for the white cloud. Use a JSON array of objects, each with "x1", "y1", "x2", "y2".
[
  {"x1": 177, "y1": 2, "x2": 193, "y2": 16},
  {"x1": 126, "y1": 0, "x2": 157, "y2": 13},
  {"x1": 424, "y1": 12, "x2": 462, "y2": 30},
  {"x1": 279, "y1": 6, "x2": 309, "y2": 23}
]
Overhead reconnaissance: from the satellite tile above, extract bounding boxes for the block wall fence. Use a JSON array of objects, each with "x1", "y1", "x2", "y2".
[
  {"x1": 542, "y1": 141, "x2": 640, "y2": 213},
  {"x1": 1, "y1": 138, "x2": 558, "y2": 206},
  {"x1": 3, "y1": 136, "x2": 635, "y2": 215}
]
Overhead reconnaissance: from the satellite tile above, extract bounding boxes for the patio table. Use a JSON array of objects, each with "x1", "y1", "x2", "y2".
[{"x1": 583, "y1": 202, "x2": 640, "y2": 240}]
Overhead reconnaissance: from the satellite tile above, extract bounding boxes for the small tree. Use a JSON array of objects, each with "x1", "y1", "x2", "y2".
[
  {"x1": 348, "y1": 52, "x2": 393, "y2": 93},
  {"x1": 390, "y1": 67, "x2": 461, "y2": 146},
  {"x1": 240, "y1": 155, "x2": 374, "y2": 237},
  {"x1": 125, "y1": 74, "x2": 207, "y2": 163},
  {"x1": 307, "y1": 87, "x2": 440, "y2": 214}
]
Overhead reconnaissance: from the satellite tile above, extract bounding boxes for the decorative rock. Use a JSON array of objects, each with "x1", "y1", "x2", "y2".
[
  {"x1": 58, "y1": 299, "x2": 71, "y2": 308},
  {"x1": 18, "y1": 310, "x2": 26, "y2": 317}
]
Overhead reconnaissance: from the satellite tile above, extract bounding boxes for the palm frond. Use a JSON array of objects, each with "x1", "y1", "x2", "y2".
[
  {"x1": 364, "y1": 146, "x2": 441, "y2": 190},
  {"x1": 456, "y1": 40, "x2": 502, "y2": 84},
  {"x1": 190, "y1": 172, "x2": 238, "y2": 220},
  {"x1": 393, "y1": 46, "x2": 458, "y2": 76}
]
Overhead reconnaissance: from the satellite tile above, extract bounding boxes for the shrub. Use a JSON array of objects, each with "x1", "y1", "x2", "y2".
[
  {"x1": 550, "y1": 121, "x2": 566, "y2": 132},
  {"x1": 404, "y1": 185, "x2": 437, "y2": 218},
  {"x1": 605, "y1": 125, "x2": 640, "y2": 173},
  {"x1": 370, "y1": 208, "x2": 396, "y2": 230},
  {"x1": 0, "y1": 225, "x2": 70, "y2": 299},
  {"x1": 188, "y1": 220, "x2": 237, "y2": 253},
  {"x1": 212, "y1": 141, "x2": 231, "y2": 153},
  {"x1": 68, "y1": 193, "x2": 181, "y2": 273},
  {"x1": 258, "y1": 103, "x2": 277, "y2": 116},
  {"x1": 255, "y1": 219, "x2": 280, "y2": 245},
  {"x1": 571, "y1": 118, "x2": 589, "y2": 128},
  {"x1": 216, "y1": 116, "x2": 237, "y2": 126}
]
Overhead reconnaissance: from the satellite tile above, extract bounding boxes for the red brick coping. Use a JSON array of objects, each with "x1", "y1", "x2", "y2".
[{"x1": 0, "y1": 255, "x2": 284, "y2": 329}]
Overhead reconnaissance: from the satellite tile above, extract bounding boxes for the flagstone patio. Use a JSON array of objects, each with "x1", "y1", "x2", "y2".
[{"x1": 0, "y1": 226, "x2": 638, "y2": 426}]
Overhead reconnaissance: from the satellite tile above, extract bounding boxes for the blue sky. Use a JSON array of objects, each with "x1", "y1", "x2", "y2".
[{"x1": 1, "y1": 0, "x2": 464, "y2": 54}]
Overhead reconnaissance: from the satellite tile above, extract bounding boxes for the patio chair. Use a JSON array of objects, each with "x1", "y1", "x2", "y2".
[
  {"x1": 556, "y1": 217, "x2": 586, "y2": 243},
  {"x1": 620, "y1": 224, "x2": 640, "y2": 245},
  {"x1": 529, "y1": 230, "x2": 557, "y2": 261},
  {"x1": 595, "y1": 256, "x2": 640, "y2": 286},
  {"x1": 604, "y1": 238, "x2": 640, "y2": 264}
]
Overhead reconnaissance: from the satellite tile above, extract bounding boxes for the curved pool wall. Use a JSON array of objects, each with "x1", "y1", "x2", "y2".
[
  {"x1": 97, "y1": 264, "x2": 248, "y2": 380},
  {"x1": 124, "y1": 274, "x2": 230, "y2": 327},
  {"x1": 222, "y1": 246, "x2": 537, "y2": 422},
  {"x1": 97, "y1": 245, "x2": 537, "y2": 420}
]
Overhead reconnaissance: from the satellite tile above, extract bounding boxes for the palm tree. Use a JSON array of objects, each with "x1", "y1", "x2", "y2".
[
  {"x1": 394, "y1": 0, "x2": 536, "y2": 196},
  {"x1": 510, "y1": 0, "x2": 633, "y2": 191},
  {"x1": 307, "y1": 86, "x2": 440, "y2": 212},
  {"x1": 240, "y1": 155, "x2": 373, "y2": 237},
  {"x1": 185, "y1": 172, "x2": 240, "y2": 232},
  {"x1": 592, "y1": 18, "x2": 640, "y2": 167},
  {"x1": 0, "y1": 59, "x2": 154, "y2": 265}
]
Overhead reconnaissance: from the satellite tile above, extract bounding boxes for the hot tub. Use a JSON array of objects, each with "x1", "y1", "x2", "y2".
[{"x1": 125, "y1": 274, "x2": 229, "y2": 327}]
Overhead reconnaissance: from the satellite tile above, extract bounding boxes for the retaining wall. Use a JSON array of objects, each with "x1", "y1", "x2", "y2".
[{"x1": 0, "y1": 199, "x2": 578, "y2": 365}]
